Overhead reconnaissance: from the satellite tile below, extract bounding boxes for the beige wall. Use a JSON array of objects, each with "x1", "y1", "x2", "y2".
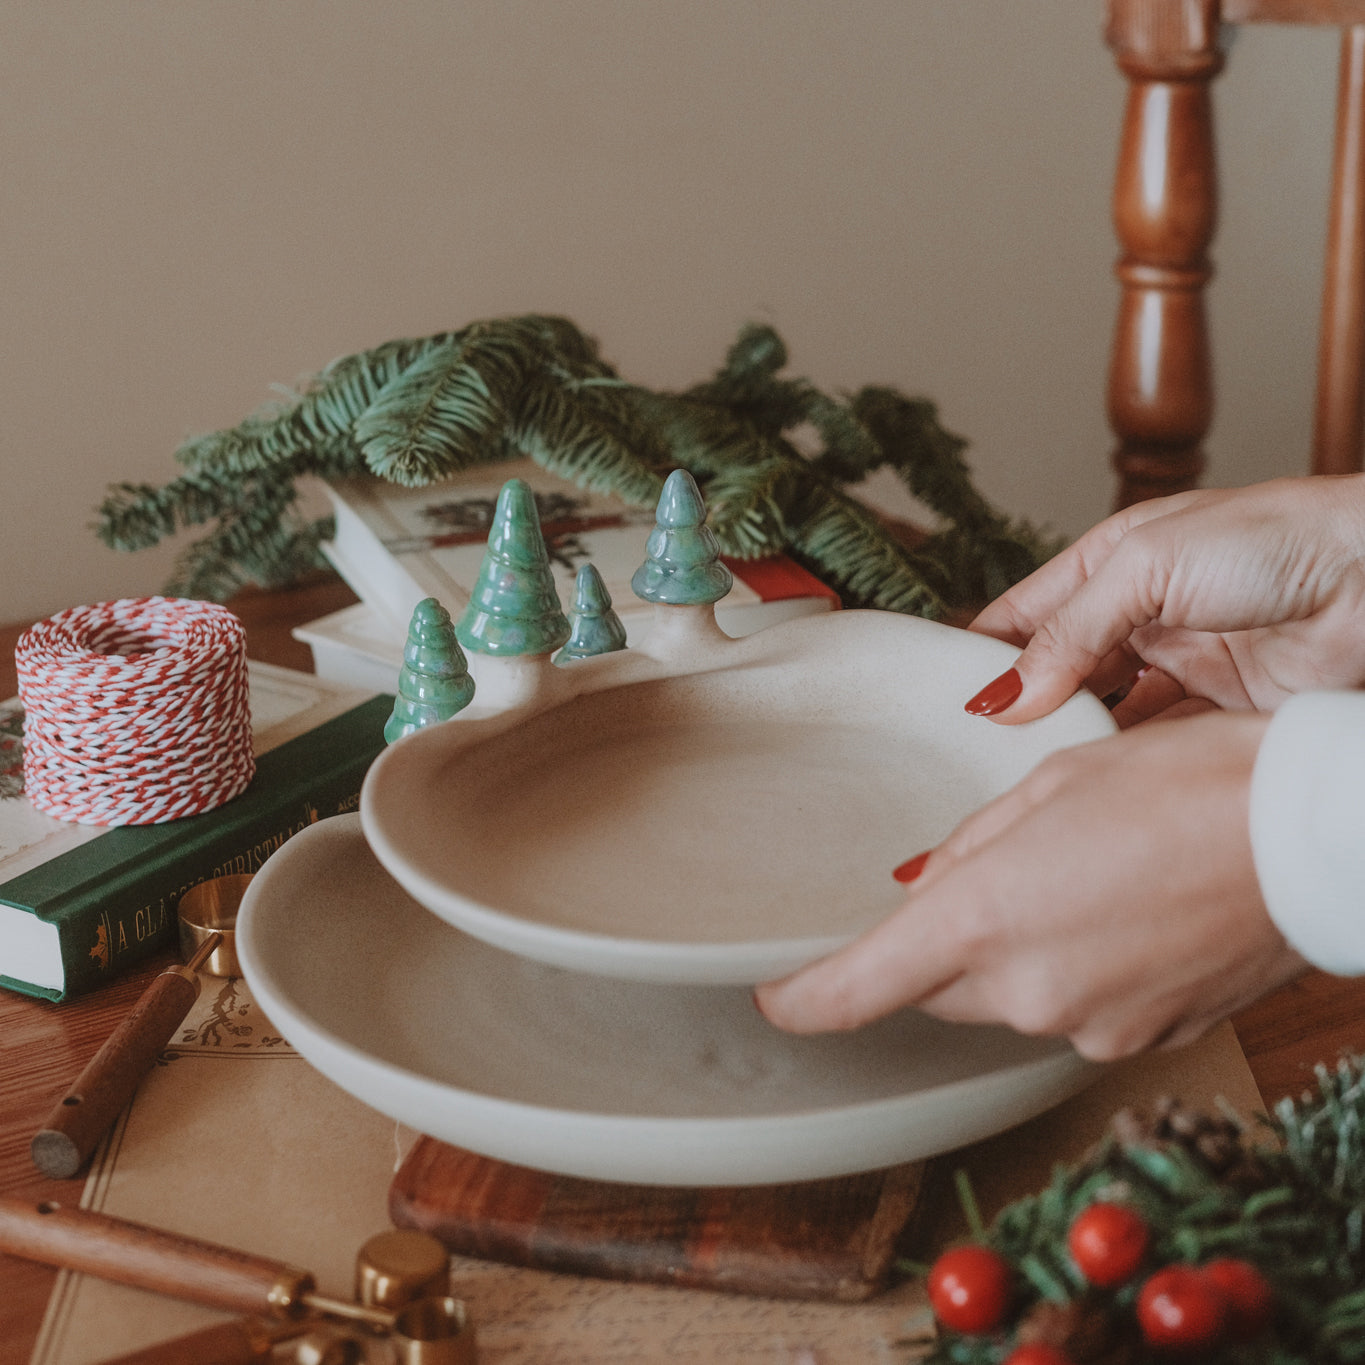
[{"x1": 0, "y1": 3, "x2": 1339, "y2": 625}]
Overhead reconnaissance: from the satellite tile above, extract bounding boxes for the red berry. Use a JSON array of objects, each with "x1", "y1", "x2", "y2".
[
  {"x1": 1004, "y1": 1347, "x2": 1073, "y2": 1365},
  {"x1": 926, "y1": 1244, "x2": 1012, "y2": 1333},
  {"x1": 1137, "y1": 1265, "x2": 1228, "y2": 1350},
  {"x1": 1201, "y1": 1258, "x2": 1274, "y2": 1340},
  {"x1": 1066, "y1": 1201, "x2": 1149, "y2": 1287}
]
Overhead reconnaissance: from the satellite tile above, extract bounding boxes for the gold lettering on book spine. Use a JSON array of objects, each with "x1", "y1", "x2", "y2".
[{"x1": 95, "y1": 796, "x2": 360, "y2": 968}]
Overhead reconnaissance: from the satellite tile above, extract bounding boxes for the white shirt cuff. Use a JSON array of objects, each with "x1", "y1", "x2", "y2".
[{"x1": 1249, "y1": 690, "x2": 1365, "y2": 975}]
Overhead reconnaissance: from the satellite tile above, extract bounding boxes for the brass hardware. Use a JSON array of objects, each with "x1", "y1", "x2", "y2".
[
  {"x1": 390, "y1": 1297, "x2": 477, "y2": 1365},
  {"x1": 355, "y1": 1229, "x2": 450, "y2": 1310},
  {"x1": 293, "y1": 1329, "x2": 365, "y2": 1365},
  {"x1": 177, "y1": 874, "x2": 254, "y2": 976}
]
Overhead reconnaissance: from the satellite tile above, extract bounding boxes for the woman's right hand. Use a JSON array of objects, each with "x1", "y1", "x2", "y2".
[{"x1": 967, "y1": 474, "x2": 1365, "y2": 726}]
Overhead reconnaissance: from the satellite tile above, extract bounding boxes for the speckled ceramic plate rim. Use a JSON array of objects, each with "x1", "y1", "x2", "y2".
[
  {"x1": 361, "y1": 610, "x2": 1118, "y2": 985},
  {"x1": 237, "y1": 817, "x2": 1099, "y2": 1186}
]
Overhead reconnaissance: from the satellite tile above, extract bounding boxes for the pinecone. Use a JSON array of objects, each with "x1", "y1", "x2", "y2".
[
  {"x1": 1014, "y1": 1296, "x2": 1141, "y2": 1365},
  {"x1": 1109, "y1": 1096, "x2": 1269, "y2": 1190}
]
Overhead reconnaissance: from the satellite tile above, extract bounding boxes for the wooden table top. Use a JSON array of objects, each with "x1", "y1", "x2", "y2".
[{"x1": 1, "y1": 574, "x2": 1362, "y2": 1362}]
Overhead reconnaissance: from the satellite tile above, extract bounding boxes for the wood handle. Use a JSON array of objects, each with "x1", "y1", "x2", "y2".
[
  {"x1": 0, "y1": 1197, "x2": 315, "y2": 1316},
  {"x1": 95, "y1": 1318, "x2": 297, "y2": 1365},
  {"x1": 31, "y1": 967, "x2": 201, "y2": 1179}
]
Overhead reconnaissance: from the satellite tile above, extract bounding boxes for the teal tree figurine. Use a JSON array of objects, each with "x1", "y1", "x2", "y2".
[
  {"x1": 456, "y1": 478, "x2": 571, "y2": 656},
  {"x1": 556, "y1": 564, "x2": 628, "y2": 662},
  {"x1": 631, "y1": 469, "x2": 733, "y2": 606},
  {"x1": 384, "y1": 597, "x2": 476, "y2": 743}
]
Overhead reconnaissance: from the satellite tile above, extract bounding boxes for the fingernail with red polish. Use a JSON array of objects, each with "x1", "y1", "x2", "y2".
[
  {"x1": 964, "y1": 667, "x2": 1022, "y2": 717},
  {"x1": 892, "y1": 850, "x2": 931, "y2": 884}
]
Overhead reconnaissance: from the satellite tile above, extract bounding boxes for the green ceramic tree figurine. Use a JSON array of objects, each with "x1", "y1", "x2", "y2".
[
  {"x1": 556, "y1": 563, "x2": 628, "y2": 662},
  {"x1": 631, "y1": 469, "x2": 733, "y2": 606},
  {"x1": 384, "y1": 597, "x2": 476, "y2": 743},
  {"x1": 456, "y1": 478, "x2": 571, "y2": 656}
]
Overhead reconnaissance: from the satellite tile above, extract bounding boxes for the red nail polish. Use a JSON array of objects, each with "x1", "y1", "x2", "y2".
[
  {"x1": 893, "y1": 851, "x2": 931, "y2": 884},
  {"x1": 964, "y1": 667, "x2": 1022, "y2": 717}
]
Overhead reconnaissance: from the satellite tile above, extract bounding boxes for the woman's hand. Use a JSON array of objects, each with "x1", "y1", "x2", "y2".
[
  {"x1": 754, "y1": 712, "x2": 1306, "y2": 1060},
  {"x1": 968, "y1": 475, "x2": 1365, "y2": 724}
]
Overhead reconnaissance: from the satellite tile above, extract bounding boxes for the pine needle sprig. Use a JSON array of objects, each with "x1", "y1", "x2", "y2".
[
  {"x1": 843, "y1": 386, "x2": 994, "y2": 530},
  {"x1": 175, "y1": 334, "x2": 454, "y2": 475},
  {"x1": 353, "y1": 337, "x2": 507, "y2": 486},
  {"x1": 95, "y1": 314, "x2": 1057, "y2": 612},
  {"x1": 510, "y1": 380, "x2": 668, "y2": 506},
  {"x1": 165, "y1": 492, "x2": 327, "y2": 602},
  {"x1": 1273, "y1": 1057, "x2": 1365, "y2": 1207},
  {"x1": 696, "y1": 453, "x2": 800, "y2": 557},
  {"x1": 787, "y1": 487, "x2": 947, "y2": 619},
  {"x1": 95, "y1": 469, "x2": 239, "y2": 550}
]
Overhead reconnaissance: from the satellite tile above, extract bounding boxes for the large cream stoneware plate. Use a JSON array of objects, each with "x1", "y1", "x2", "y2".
[
  {"x1": 361, "y1": 610, "x2": 1116, "y2": 984},
  {"x1": 238, "y1": 815, "x2": 1096, "y2": 1186}
]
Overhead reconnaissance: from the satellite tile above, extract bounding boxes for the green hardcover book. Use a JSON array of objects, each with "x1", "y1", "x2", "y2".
[{"x1": 0, "y1": 686, "x2": 393, "y2": 1002}]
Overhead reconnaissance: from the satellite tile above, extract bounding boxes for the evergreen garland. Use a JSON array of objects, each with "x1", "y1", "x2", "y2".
[
  {"x1": 95, "y1": 316, "x2": 1061, "y2": 614},
  {"x1": 918, "y1": 1056, "x2": 1365, "y2": 1364}
]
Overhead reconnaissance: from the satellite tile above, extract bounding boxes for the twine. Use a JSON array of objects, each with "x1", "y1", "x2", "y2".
[{"x1": 15, "y1": 597, "x2": 254, "y2": 826}]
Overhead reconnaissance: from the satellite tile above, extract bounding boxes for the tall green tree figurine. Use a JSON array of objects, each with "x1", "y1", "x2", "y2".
[
  {"x1": 631, "y1": 468, "x2": 733, "y2": 605},
  {"x1": 556, "y1": 563, "x2": 628, "y2": 662},
  {"x1": 384, "y1": 597, "x2": 476, "y2": 743},
  {"x1": 456, "y1": 478, "x2": 571, "y2": 656}
]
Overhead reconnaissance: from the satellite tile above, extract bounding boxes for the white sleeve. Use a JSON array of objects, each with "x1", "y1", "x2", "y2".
[{"x1": 1249, "y1": 690, "x2": 1365, "y2": 975}]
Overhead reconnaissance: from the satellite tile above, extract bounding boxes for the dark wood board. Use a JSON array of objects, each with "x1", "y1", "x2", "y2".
[{"x1": 390, "y1": 1137, "x2": 928, "y2": 1303}]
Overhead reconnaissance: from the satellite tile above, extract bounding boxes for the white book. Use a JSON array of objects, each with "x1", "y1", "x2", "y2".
[
  {"x1": 292, "y1": 602, "x2": 407, "y2": 695},
  {"x1": 318, "y1": 458, "x2": 838, "y2": 648}
]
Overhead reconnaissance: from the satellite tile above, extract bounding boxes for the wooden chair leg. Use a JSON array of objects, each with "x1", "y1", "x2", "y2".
[
  {"x1": 1105, "y1": 0, "x2": 1223, "y2": 507},
  {"x1": 1313, "y1": 24, "x2": 1365, "y2": 475}
]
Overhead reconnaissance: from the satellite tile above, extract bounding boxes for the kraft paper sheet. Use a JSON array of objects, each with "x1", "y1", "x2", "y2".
[{"x1": 29, "y1": 979, "x2": 1263, "y2": 1365}]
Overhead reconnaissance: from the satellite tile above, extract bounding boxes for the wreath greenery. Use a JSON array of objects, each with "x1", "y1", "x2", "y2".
[
  {"x1": 94, "y1": 316, "x2": 1061, "y2": 615},
  {"x1": 917, "y1": 1056, "x2": 1365, "y2": 1363}
]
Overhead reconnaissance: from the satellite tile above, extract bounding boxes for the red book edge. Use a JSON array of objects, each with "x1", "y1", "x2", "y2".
[{"x1": 721, "y1": 555, "x2": 840, "y2": 606}]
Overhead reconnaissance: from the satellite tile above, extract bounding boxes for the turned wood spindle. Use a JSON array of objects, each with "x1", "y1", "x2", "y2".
[{"x1": 1106, "y1": 0, "x2": 1222, "y2": 508}]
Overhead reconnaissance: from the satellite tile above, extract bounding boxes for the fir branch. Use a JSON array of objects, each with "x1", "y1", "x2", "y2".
[
  {"x1": 163, "y1": 477, "x2": 329, "y2": 600},
  {"x1": 685, "y1": 324, "x2": 812, "y2": 435},
  {"x1": 847, "y1": 385, "x2": 999, "y2": 533},
  {"x1": 175, "y1": 334, "x2": 452, "y2": 475},
  {"x1": 95, "y1": 469, "x2": 245, "y2": 550},
  {"x1": 717, "y1": 320, "x2": 789, "y2": 385},
  {"x1": 631, "y1": 386, "x2": 789, "y2": 480},
  {"x1": 96, "y1": 315, "x2": 1057, "y2": 610},
  {"x1": 509, "y1": 380, "x2": 668, "y2": 506},
  {"x1": 787, "y1": 486, "x2": 947, "y2": 619},
  {"x1": 697, "y1": 454, "x2": 801, "y2": 557},
  {"x1": 353, "y1": 336, "x2": 510, "y2": 485}
]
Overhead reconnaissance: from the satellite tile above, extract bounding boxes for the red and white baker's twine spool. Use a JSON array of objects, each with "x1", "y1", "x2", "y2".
[{"x1": 15, "y1": 597, "x2": 254, "y2": 826}]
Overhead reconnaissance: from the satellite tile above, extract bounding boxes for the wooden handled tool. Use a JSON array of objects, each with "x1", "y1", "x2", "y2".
[
  {"x1": 0, "y1": 1198, "x2": 473, "y2": 1362},
  {"x1": 0, "y1": 1196, "x2": 323, "y2": 1317},
  {"x1": 30, "y1": 933, "x2": 222, "y2": 1180}
]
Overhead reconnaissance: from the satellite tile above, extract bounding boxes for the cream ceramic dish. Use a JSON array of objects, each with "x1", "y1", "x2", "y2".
[
  {"x1": 361, "y1": 609, "x2": 1117, "y2": 985},
  {"x1": 237, "y1": 815, "x2": 1097, "y2": 1186}
]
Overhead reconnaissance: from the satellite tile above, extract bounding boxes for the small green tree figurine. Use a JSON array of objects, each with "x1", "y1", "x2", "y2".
[
  {"x1": 456, "y1": 478, "x2": 571, "y2": 656},
  {"x1": 631, "y1": 469, "x2": 733, "y2": 606},
  {"x1": 384, "y1": 597, "x2": 476, "y2": 743},
  {"x1": 556, "y1": 563, "x2": 628, "y2": 662}
]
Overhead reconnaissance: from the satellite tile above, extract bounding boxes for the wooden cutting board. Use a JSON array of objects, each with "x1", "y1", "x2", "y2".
[{"x1": 389, "y1": 1137, "x2": 931, "y2": 1302}]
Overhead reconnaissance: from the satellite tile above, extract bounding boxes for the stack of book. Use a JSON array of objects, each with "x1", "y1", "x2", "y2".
[
  {"x1": 0, "y1": 663, "x2": 392, "y2": 1001},
  {"x1": 293, "y1": 459, "x2": 840, "y2": 692}
]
